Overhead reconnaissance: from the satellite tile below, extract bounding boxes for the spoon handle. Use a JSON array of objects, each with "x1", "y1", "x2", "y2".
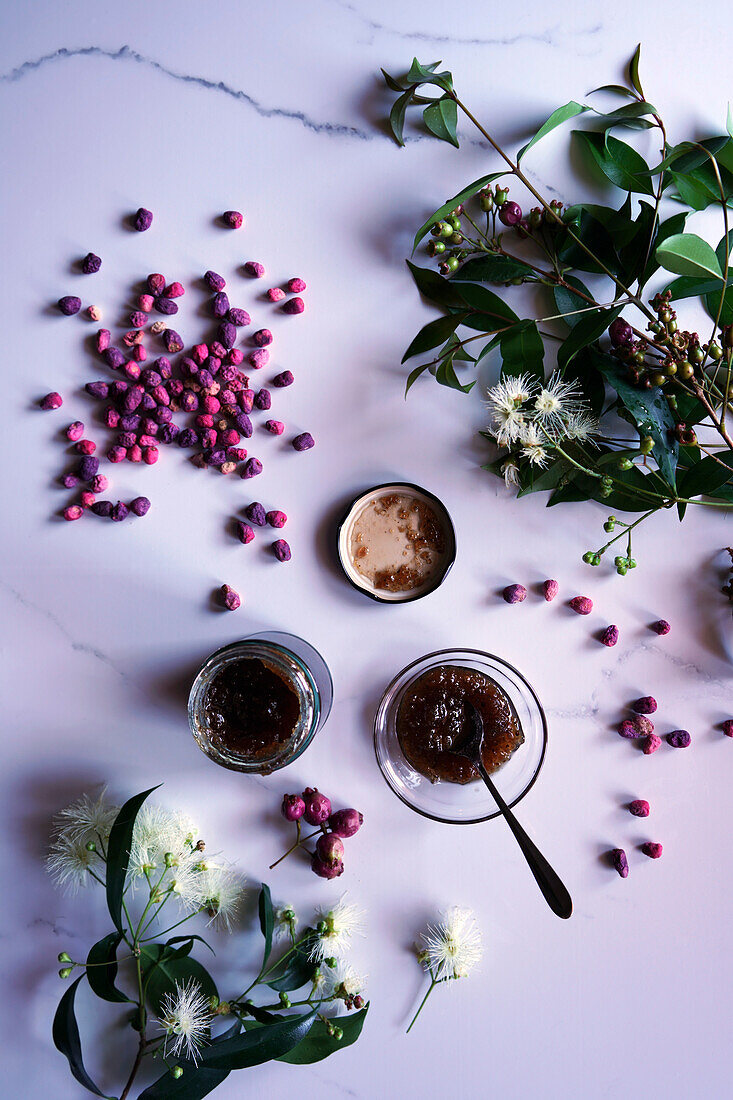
[{"x1": 479, "y1": 763, "x2": 573, "y2": 920}]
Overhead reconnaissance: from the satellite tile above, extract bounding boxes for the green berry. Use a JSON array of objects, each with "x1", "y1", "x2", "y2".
[
  {"x1": 495, "y1": 187, "x2": 509, "y2": 204},
  {"x1": 614, "y1": 555, "x2": 625, "y2": 567},
  {"x1": 479, "y1": 193, "x2": 494, "y2": 212},
  {"x1": 430, "y1": 223, "x2": 442, "y2": 237},
  {"x1": 59, "y1": 967, "x2": 73, "y2": 979},
  {"x1": 439, "y1": 221, "x2": 453, "y2": 239},
  {"x1": 333, "y1": 1026, "x2": 344, "y2": 1041},
  {"x1": 616, "y1": 457, "x2": 633, "y2": 471},
  {"x1": 85, "y1": 840, "x2": 96, "y2": 852},
  {"x1": 448, "y1": 232, "x2": 464, "y2": 246},
  {"x1": 639, "y1": 436, "x2": 654, "y2": 455},
  {"x1": 446, "y1": 256, "x2": 460, "y2": 272},
  {"x1": 448, "y1": 216, "x2": 461, "y2": 231},
  {"x1": 316, "y1": 920, "x2": 327, "y2": 934},
  {"x1": 650, "y1": 372, "x2": 666, "y2": 387},
  {"x1": 616, "y1": 562, "x2": 628, "y2": 576},
  {"x1": 628, "y1": 557, "x2": 637, "y2": 569},
  {"x1": 599, "y1": 484, "x2": 612, "y2": 498},
  {"x1": 582, "y1": 551, "x2": 595, "y2": 564},
  {"x1": 57, "y1": 952, "x2": 72, "y2": 964},
  {"x1": 601, "y1": 475, "x2": 613, "y2": 488},
  {"x1": 709, "y1": 341, "x2": 723, "y2": 360},
  {"x1": 690, "y1": 345, "x2": 704, "y2": 364},
  {"x1": 279, "y1": 992, "x2": 291, "y2": 1007},
  {"x1": 678, "y1": 361, "x2": 694, "y2": 380},
  {"x1": 171, "y1": 1067, "x2": 184, "y2": 1080}
]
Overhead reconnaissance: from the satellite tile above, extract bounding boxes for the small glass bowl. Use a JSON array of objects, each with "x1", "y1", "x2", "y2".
[
  {"x1": 188, "y1": 633, "x2": 332, "y2": 774},
  {"x1": 374, "y1": 648, "x2": 547, "y2": 823}
]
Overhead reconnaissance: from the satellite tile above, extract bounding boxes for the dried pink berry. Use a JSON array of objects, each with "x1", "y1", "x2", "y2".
[
  {"x1": 75, "y1": 439, "x2": 96, "y2": 456},
  {"x1": 150, "y1": 320, "x2": 167, "y2": 335},
  {"x1": 633, "y1": 696, "x2": 657, "y2": 714},
  {"x1": 641, "y1": 842, "x2": 663, "y2": 859},
  {"x1": 266, "y1": 510, "x2": 287, "y2": 528},
  {"x1": 542, "y1": 578, "x2": 559, "y2": 602},
  {"x1": 302, "y1": 788, "x2": 331, "y2": 825},
  {"x1": 142, "y1": 446, "x2": 159, "y2": 465},
  {"x1": 132, "y1": 345, "x2": 147, "y2": 363},
  {"x1": 642, "y1": 733, "x2": 662, "y2": 755},
  {"x1": 63, "y1": 505, "x2": 83, "y2": 521},
  {"x1": 281, "y1": 794, "x2": 305, "y2": 821},
  {"x1": 253, "y1": 328, "x2": 273, "y2": 347},
  {"x1": 228, "y1": 348, "x2": 245, "y2": 366},
  {"x1": 58, "y1": 296, "x2": 81, "y2": 316},
  {"x1": 60, "y1": 475, "x2": 79, "y2": 489},
  {"x1": 163, "y1": 281, "x2": 185, "y2": 299},
  {"x1": 286, "y1": 277, "x2": 307, "y2": 293},
  {"x1": 245, "y1": 502, "x2": 267, "y2": 527},
  {"x1": 81, "y1": 252, "x2": 102, "y2": 274},
  {"x1": 618, "y1": 720, "x2": 637, "y2": 739},
  {"x1": 502, "y1": 584, "x2": 527, "y2": 604},
  {"x1": 273, "y1": 539, "x2": 292, "y2": 562},
  {"x1": 569, "y1": 595, "x2": 593, "y2": 615},
  {"x1": 273, "y1": 370, "x2": 294, "y2": 388},
  {"x1": 65, "y1": 421, "x2": 85, "y2": 442},
  {"x1": 315, "y1": 833, "x2": 345, "y2": 867},
  {"x1": 667, "y1": 730, "x2": 691, "y2": 749},
  {"x1": 629, "y1": 799, "x2": 650, "y2": 817},
  {"x1": 633, "y1": 715, "x2": 654, "y2": 737},
  {"x1": 40, "y1": 392, "x2": 63, "y2": 410},
  {"x1": 222, "y1": 210, "x2": 243, "y2": 229},
  {"x1": 265, "y1": 420, "x2": 285, "y2": 435},
  {"x1": 162, "y1": 330, "x2": 183, "y2": 354},
  {"x1": 235, "y1": 520, "x2": 255, "y2": 544},
  {"x1": 244, "y1": 261, "x2": 265, "y2": 278},
  {"x1": 282, "y1": 296, "x2": 305, "y2": 315},
  {"x1": 147, "y1": 273, "x2": 165, "y2": 294},
  {"x1": 228, "y1": 308, "x2": 251, "y2": 327},
  {"x1": 96, "y1": 328, "x2": 111, "y2": 352},
  {"x1": 266, "y1": 287, "x2": 286, "y2": 302},
  {"x1": 87, "y1": 305, "x2": 102, "y2": 322},
  {"x1": 248, "y1": 348, "x2": 270, "y2": 370},
  {"x1": 91, "y1": 474, "x2": 109, "y2": 493},
  {"x1": 133, "y1": 207, "x2": 153, "y2": 232},
  {"x1": 107, "y1": 446, "x2": 126, "y2": 463},
  {"x1": 311, "y1": 854, "x2": 344, "y2": 879},
  {"x1": 292, "y1": 432, "x2": 314, "y2": 452},
  {"x1": 722, "y1": 719, "x2": 733, "y2": 737},
  {"x1": 242, "y1": 457, "x2": 263, "y2": 479},
  {"x1": 80, "y1": 490, "x2": 95, "y2": 509},
  {"x1": 220, "y1": 583, "x2": 241, "y2": 611},
  {"x1": 328, "y1": 808, "x2": 363, "y2": 838},
  {"x1": 128, "y1": 444, "x2": 143, "y2": 463},
  {"x1": 600, "y1": 625, "x2": 619, "y2": 647},
  {"x1": 610, "y1": 849, "x2": 628, "y2": 878},
  {"x1": 137, "y1": 294, "x2": 154, "y2": 313},
  {"x1": 651, "y1": 620, "x2": 671, "y2": 635}
]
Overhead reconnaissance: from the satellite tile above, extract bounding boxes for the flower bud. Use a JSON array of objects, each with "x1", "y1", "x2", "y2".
[
  {"x1": 281, "y1": 793, "x2": 306, "y2": 821},
  {"x1": 354, "y1": 995, "x2": 365, "y2": 1010},
  {"x1": 328, "y1": 808, "x2": 364, "y2": 838},
  {"x1": 171, "y1": 1067, "x2": 184, "y2": 1080},
  {"x1": 279, "y1": 992, "x2": 291, "y2": 1007},
  {"x1": 302, "y1": 788, "x2": 331, "y2": 825},
  {"x1": 316, "y1": 832, "x2": 345, "y2": 866},
  {"x1": 59, "y1": 967, "x2": 73, "y2": 979},
  {"x1": 57, "y1": 952, "x2": 72, "y2": 964}
]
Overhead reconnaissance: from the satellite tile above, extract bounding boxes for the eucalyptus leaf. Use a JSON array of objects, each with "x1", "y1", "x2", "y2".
[
  {"x1": 401, "y1": 312, "x2": 466, "y2": 362},
  {"x1": 655, "y1": 232, "x2": 723, "y2": 280},
  {"x1": 572, "y1": 130, "x2": 654, "y2": 194},
  {"x1": 517, "y1": 458, "x2": 574, "y2": 497},
  {"x1": 452, "y1": 254, "x2": 535, "y2": 284},
  {"x1": 705, "y1": 286, "x2": 733, "y2": 326},
  {"x1": 423, "y1": 96, "x2": 459, "y2": 147},
  {"x1": 556, "y1": 306, "x2": 622, "y2": 369},
  {"x1": 516, "y1": 100, "x2": 590, "y2": 162},
  {"x1": 628, "y1": 44, "x2": 644, "y2": 97},
  {"x1": 258, "y1": 884, "x2": 274, "y2": 969},
  {"x1": 405, "y1": 260, "x2": 467, "y2": 309},
  {"x1": 200, "y1": 1008, "x2": 318, "y2": 1070},
  {"x1": 412, "y1": 171, "x2": 505, "y2": 251},
  {"x1": 499, "y1": 320, "x2": 544, "y2": 380},
  {"x1": 52, "y1": 976, "x2": 110, "y2": 1098},
  {"x1": 85, "y1": 931, "x2": 130, "y2": 1003},
  {"x1": 106, "y1": 785, "x2": 159, "y2": 934}
]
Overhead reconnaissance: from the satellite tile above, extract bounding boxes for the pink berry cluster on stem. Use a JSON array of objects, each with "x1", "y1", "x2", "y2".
[{"x1": 277, "y1": 788, "x2": 363, "y2": 879}]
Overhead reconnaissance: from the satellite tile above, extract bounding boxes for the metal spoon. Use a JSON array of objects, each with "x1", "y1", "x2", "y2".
[{"x1": 454, "y1": 702, "x2": 572, "y2": 920}]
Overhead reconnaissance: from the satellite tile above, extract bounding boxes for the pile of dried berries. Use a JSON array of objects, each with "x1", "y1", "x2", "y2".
[
  {"x1": 38, "y1": 209, "x2": 317, "y2": 600},
  {"x1": 274, "y1": 788, "x2": 364, "y2": 880}
]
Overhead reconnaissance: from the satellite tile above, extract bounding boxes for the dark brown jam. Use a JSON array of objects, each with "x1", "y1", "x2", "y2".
[
  {"x1": 203, "y1": 657, "x2": 300, "y2": 764},
  {"x1": 396, "y1": 665, "x2": 524, "y2": 784}
]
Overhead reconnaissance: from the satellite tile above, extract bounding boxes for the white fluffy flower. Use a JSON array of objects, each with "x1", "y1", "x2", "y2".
[
  {"x1": 501, "y1": 458, "x2": 521, "y2": 490},
  {"x1": 419, "y1": 906, "x2": 483, "y2": 981},
  {"x1": 128, "y1": 806, "x2": 198, "y2": 880},
  {"x1": 486, "y1": 373, "x2": 538, "y2": 446},
  {"x1": 519, "y1": 423, "x2": 550, "y2": 468},
  {"x1": 158, "y1": 979, "x2": 213, "y2": 1064},
  {"x1": 533, "y1": 374, "x2": 583, "y2": 426},
  {"x1": 312, "y1": 899, "x2": 365, "y2": 961},
  {"x1": 564, "y1": 411, "x2": 600, "y2": 443},
  {"x1": 46, "y1": 833, "x2": 102, "y2": 893},
  {"x1": 53, "y1": 789, "x2": 119, "y2": 845},
  {"x1": 46, "y1": 789, "x2": 119, "y2": 891},
  {"x1": 323, "y1": 959, "x2": 368, "y2": 1001},
  {"x1": 174, "y1": 860, "x2": 244, "y2": 929}
]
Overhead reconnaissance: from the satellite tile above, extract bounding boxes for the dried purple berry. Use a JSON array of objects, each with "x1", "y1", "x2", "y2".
[
  {"x1": 107, "y1": 445, "x2": 126, "y2": 463},
  {"x1": 110, "y1": 501, "x2": 129, "y2": 522},
  {"x1": 228, "y1": 308, "x2": 251, "y2": 327},
  {"x1": 61, "y1": 474, "x2": 79, "y2": 489},
  {"x1": 651, "y1": 619, "x2": 671, "y2": 636},
  {"x1": 220, "y1": 583, "x2": 241, "y2": 610},
  {"x1": 40, "y1": 392, "x2": 63, "y2": 410},
  {"x1": 239, "y1": 389, "x2": 255, "y2": 413},
  {"x1": 273, "y1": 370, "x2": 294, "y2": 388},
  {"x1": 154, "y1": 297, "x2": 178, "y2": 316},
  {"x1": 282, "y1": 296, "x2": 305, "y2": 315},
  {"x1": 667, "y1": 729, "x2": 691, "y2": 749},
  {"x1": 75, "y1": 439, "x2": 96, "y2": 456},
  {"x1": 569, "y1": 595, "x2": 593, "y2": 615},
  {"x1": 723, "y1": 719, "x2": 733, "y2": 737},
  {"x1": 610, "y1": 848, "x2": 629, "y2": 878},
  {"x1": 81, "y1": 252, "x2": 102, "y2": 274},
  {"x1": 248, "y1": 348, "x2": 270, "y2": 370},
  {"x1": 641, "y1": 841, "x2": 663, "y2": 859},
  {"x1": 245, "y1": 502, "x2": 267, "y2": 527},
  {"x1": 104, "y1": 347, "x2": 125, "y2": 369},
  {"x1": 78, "y1": 456, "x2": 99, "y2": 481},
  {"x1": 244, "y1": 261, "x2": 265, "y2": 278},
  {"x1": 254, "y1": 388, "x2": 272, "y2": 411},
  {"x1": 266, "y1": 510, "x2": 287, "y2": 528},
  {"x1": 212, "y1": 292, "x2": 230, "y2": 319},
  {"x1": 147, "y1": 273, "x2": 165, "y2": 294},
  {"x1": 253, "y1": 328, "x2": 273, "y2": 347},
  {"x1": 502, "y1": 583, "x2": 526, "y2": 604},
  {"x1": 600, "y1": 625, "x2": 619, "y2": 647},
  {"x1": 633, "y1": 696, "x2": 657, "y2": 715},
  {"x1": 58, "y1": 296, "x2": 81, "y2": 316},
  {"x1": 286, "y1": 277, "x2": 307, "y2": 293},
  {"x1": 177, "y1": 428, "x2": 198, "y2": 448},
  {"x1": 218, "y1": 322, "x2": 236, "y2": 349},
  {"x1": 91, "y1": 475, "x2": 108, "y2": 493},
  {"x1": 235, "y1": 520, "x2": 255, "y2": 544},
  {"x1": 130, "y1": 496, "x2": 151, "y2": 517},
  {"x1": 618, "y1": 720, "x2": 637, "y2": 739},
  {"x1": 96, "y1": 329, "x2": 111, "y2": 352},
  {"x1": 242, "y1": 457, "x2": 263, "y2": 479},
  {"x1": 91, "y1": 501, "x2": 113, "y2": 518},
  {"x1": 542, "y1": 578, "x2": 559, "y2": 602},
  {"x1": 138, "y1": 294, "x2": 154, "y2": 312},
  {"x1": 328, "y1": 808, "x2": 363, "y2": 838},
  {"x1": 273, "y1": 538, "x2": 291, "y2": 562},
  {"x1": 292, "y1": 432, "x2": 314, "y2": 452},
  {"x1": 62, "y1": 504, "x2": 84, "y2": 521},
  {"x1": 204, "y1": 270, "x2": 226, "y2": 291},
  {"x1": 629, "y1": 799, "x2": 650, "y2": 817},
  {"x1": 162, "y1": 330, "x2": 183, "y2": 354},
  {"x1": 133, "y1": 207, "x2": 153, "y2": 232},
  {"x1": 129, "y1": 310, "x2": 147, "y2": 329},
  {"x1": 642, "y1": 733, "x2": 662, "y2": 755},
  {"x1": 235, "y1": 413, "x2": 253, "y2": 438},
  {"x1": 85, "y1": 380, "x2": 109, "y2": 400},
  {"x1": 222, "y1": 210, "x2": 243, "y2": 229},
  {"x1": 66, "y1": 421, "x2": 85, "y2": 441},
  {"x1": 163, "y1": 281, "x2": 184, "y2": 299}
]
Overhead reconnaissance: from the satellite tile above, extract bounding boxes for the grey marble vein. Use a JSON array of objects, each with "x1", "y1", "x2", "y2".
[{"x1": 0, "y1": 45, "x2": 372, "y2": 140}]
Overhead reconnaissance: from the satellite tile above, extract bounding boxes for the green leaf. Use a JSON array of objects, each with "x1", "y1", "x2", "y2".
[
  {"x1": 556, "y1": 306, "x2": 622, "y2": 369},
  {"x1": 562, "y1": 345, "x2": 606, "y2": 415},
  {"x1": 141, "y1": 943, "x2": 218, "y2": 1014},
  {"x1": 412, "y1": 171, "x2": 505, "y2": 251},
  {"x1": 106, "y1": 785, "x2": 159, "y2": 934},
  {"x1": 381, "y1": 68, "x2": 406, "y2": 93},
  {"x1": 640, "y1": 211, "x2": 687, "y2": 287},
  {"x1": 165, "y1": 934, "x2": 215, "y2": 958},
  {"x1": 405, "y1": 58, "x2": 453, "y2": 92},
  {"x1": 401, "y1": 312, "x2": 466, "y2": 362},
  {"x1": 516, "y1": 458, "x2": 574, "y2": 497},
  {"x1": 677, "y1": 453, "x2": 733, "y2": 500},
  {"x1": 388, "y1": 88, "x2": 413, "y2": 147},
  {"x1": 628, "y1": 44, "x2": 644, "y2": 97},
  {"x1": 442, "y1": 333, "x2": 476, "y2": 361},
  {"x1": 258, "y1": 884, "x2": 274, "y2": 969},
  {"x1": 573, "y1": 130, "x2": 654, "y2": 194},
  {"x1": 201, "y1": 1008, "x2": 318, "y2": 1070},
  {"x1": 451, "y1": 282, "x2": 518, "y2": 324},
  {"x1": 138, "y1": 1022, "x2": 242, "y2": 1099},
  {"x1": 705, "y1": 286, "x2": 733, "y2": 325},
  {"x1": 557, "y1": 207, "x2": 620, "y2": 275},
  {"x1": 499, "y1": 320, "x2": 544, "y2": 380},
  {"x1": 590, "y1": 101, "x2": 657, "y2": 131},
  {"x1": 655, "y1": 233, "x2": 723, "y2": 280},
  {"x1": 552, "y1": 275, "x2": 592, "y2": 328},
  {"x1": 589, "y1": 84, "x2": 637, "y2": 98},
  {"x1": 52, "y1": 976, "x2": 110, "y2": 1098},
  {"x1": 405, "y1": 260, "x2": 467, "y2": 309},
  {"x1": 405, "y1": 361, "x2": 433, "y2": 394},
  {"x1": 435, "y1": 352, "x2": 475, "y2": 392},
  {"x1": 516, "y1": 100, "x2": 590, "y2": 162},
  {"x1": 423, "y1": 96, "x2": 458, "y2": 146},
  {"x1": 264, "y1": 929, "x2": 319, "y2": 992},
  {"x1": 451, "y1": 254, "x2": 535, "y2": 284},
  {"x1": 280, "y1": 1005, "x2": 369, "y2": 1064},
  {"x1": 618, "y1": 200, "x2": 657, "y2": 284},
  {"x1": 85, "y1": 931, "x2": 130, "y2": 1003},
  {"x1": 727, "y1": 103, "x2": 733, "y2": 140}
]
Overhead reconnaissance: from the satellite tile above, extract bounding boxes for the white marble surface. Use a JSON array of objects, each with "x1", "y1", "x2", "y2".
[{"x1": 2, "y1": 2, "x2": 733, "y2": 1097}]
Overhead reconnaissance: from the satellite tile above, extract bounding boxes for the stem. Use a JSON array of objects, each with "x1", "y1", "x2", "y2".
[
  {"x1": 120, "y1": 956, "x2": 147, "y2": 1100},
  {"x1": 269, "y1": 823, "x2": 326, "y2": 870},
  {"x1": 406, "y1": 976, "x2": 443, "y2": 1034},
  {"x1": 141, "y1": 909, "x2": 201, "y2": 944}
]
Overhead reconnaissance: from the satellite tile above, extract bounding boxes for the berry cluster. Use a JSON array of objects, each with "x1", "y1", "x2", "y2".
[{"x1": 275, "y1": 788, "x2": 363, "y2": 880}]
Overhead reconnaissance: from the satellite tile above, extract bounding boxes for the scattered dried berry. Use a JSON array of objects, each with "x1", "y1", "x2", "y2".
[
  {"x1": 110, "y1": 501, "x2": 129, "y2": 522},
  {"x1": 96, "y1": 329, "x2": 111, "y2": 352},
  {"x1": 618, "y1": 720, "x2": 637, "y2": 739},
  {"x1": 265, "y1": 419, "x2": 284, "y2": 435},
  {"x1": 107, "y1": 446, "x2": 127, "y2": 463},
  {"x1": 75, "y1": 439, "x2": 96, "y2": 456},
  {"x1": 542, "y1": 578, "x2": 559, "y2": 602},
  {"x1": 242, "y1": 457, "x2": 263, "y2": 479},
  {"x1": 150, "y1": 320, "x2": 167, "y2": 335},
  {"x1": 235, "y1": 520, "x2": 255, "y2": 544},
  {"x1": 282, "y1": 296, "x2": 305, "y2": 315},
  {"x1": 292, "y1": 432, "x2": 314, "y2": 451},
  {"x1": 63, "y1": 505, "x2": 83, "y2": 521},
  {"x1": 91, "y1": 474, "x2": 108, "y2": 493},
  {"x1": 633, "y1": 715, "x2": 654, "y2": 737},
  {"x1": 218, "y1": 321, "x2": 236, "y2": 349},
  {"x1": 253, "y1": 328, "x2": 273, "y2": 347},
  {"x1": 651, "y1": 619, "x2": 671, "y2": 635},
  {"x1": 641, "y1": 842, "x2": 663, "y2": 859},
  {"x1": 80, "y1": 490, "x2": 95, "y2": 508},
  {"x1": 78, "y1": 456, "x2": 99, "y2": 481},
  {"x1": 162, "y1": 330, "x2": 183, "y2": 354},
  {"x1": 222, "y1": 210, "x2": 243, "y2": 229},
  {"x1": 266, "y1": 287, "x2": 286, "y2": 302},
  {"x1": 81, "y1": 252, "x2": 102, "y2": 274},
  {"x1": 600, "y1": 625, "x2": 619, "y2": 647},
  {"x1": 245, "y1": 502, "x2": 267, "y2": 527},
  {"x1": 130, "y1": 496, "x2": 151, "y2": 517},
  {"x1": 266, "y1": 510, "x2": 287, "y2": 528},
  {"x1": 58, "y1": 296, "x2": 81, "y2": 316},
  {"x1": 228, "y1": 308, "x2": 251, "y2": 327},
  {"x1": 61, "y1": 475, "x2": 79, "y2": 489},
  {"x1": 642, "y1": 733, "x2": 662, "y2": 755},
  {"x1": 87, "y1": 305, "x2": 102, "y2": 322},
  {"x1": 667, "y1": 730, "x2": 691, "y2": 749},
  {"x1": 133, "y1": 207, "x2": 153, "y2": 232},
  {"x1": 629, "y1": 799, "x2": 650, "y2": 817},
  {"x1": 254, "y1": 388, "x2": 272, "y2": 411},
  {"x1": 633, "y1": 696, "x2": 657, "y2": 715},
  {"x1": 569, "y1": 595, "x2": 593, "y2": 615},
  {"x1": 147, "y1": 273, "x2": 165, "y2": 294},
  {"x1": 212, "y1": 292, "x2": 230, "y2": 319},
  {"x1": 163, "y1": 281, "x2": 185, "y2": 299},
  {"x1": 244, "y1": 261, "x2": 265, "y2": 278},
  {"x1": 138, "y1": 294, "x2": 154, "y2": 312},
  {"x1": 502, "y1": 583, "x2": 527, "y2": 604},
  {"x1": 40, "y1": 392, "x2": 63, "y2": 410},
  {"x1": 722, "y1": 719, "x2": 733, "y2": 737},
  {"x1": 273, "y1": 538, "x2": 291, "y2": 562},
  {"x1": 248, "y1": 348, "x2": 270, "y2": 370},
  {"x1": 285, "y1": 277, "x2": 307, "y2": 293},
  {"x1": 610, "y1": 849, "x2": 628, "y2": 878},
  {"x1": 91, "y1": 501, "x2": 113, "y2": 517},
  {"x1": 65, "y1": 421, "x2": 85, "y2": 442},
  {"x1": 154, "y1": 297, "x2": 179, "y2": 316},
  {"x1": 273, "y1": 370, "x2": 294, "y2": 387},
  {"x1": 220, "y1": 583, "x2": 241, "y2": 610}
]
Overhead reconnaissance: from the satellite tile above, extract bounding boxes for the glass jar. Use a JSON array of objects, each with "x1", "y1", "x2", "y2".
[{"x1": 188, "y1": 632, "x2": 333, "y2": 774}]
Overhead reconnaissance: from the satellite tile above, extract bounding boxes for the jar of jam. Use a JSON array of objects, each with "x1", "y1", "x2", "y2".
[{"x1": 188, "y1": 632, "x2": 333, "y2": 774}]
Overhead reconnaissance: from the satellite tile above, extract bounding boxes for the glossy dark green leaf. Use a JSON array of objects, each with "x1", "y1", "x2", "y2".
[
  {"x1": 705, "y1": 286, "x2": 733, "y2": 325},
  {"x1": 589, "y1": 84, "x2": 637, "y2": 98},
  {"x1": 557, "y1": 306, "x2": 622, "y2": 369},
  {"x1": 557, "y1": 207, "x2": 620, "y2": 275},
  {"x1": 258, "y1": 884, "x2": 274, "y2": 969},
  {"x1": 442, "y1": 333, "x2": 476, "y2": 361},
  {"x1": 590, "y1": 101, "x2": 656, "y2": 131},
  {"x1": 499, "y1": 321, "x2": 544, "y2": 380},
  {"x1": 280, "y1": 1005, "x2": 369, "y2": 1064},
  {"x1": 516, "y1": 100, "x2": 590, "y2": 162},
  {"x1": 435, "y1": 352, "x2": 475, "y2": 393},
  {"x1": 517, "y1": 458, "x2": 574, "y2": 497},
  {"x1": 656, "y1": 233, "x2": 723, "y2": 280},
  {"x1": 137, "y1": 1021, "x2": 241, "y2": 1100},
  {"x1": 405, "y1": 260, "x2": 467, "y2": 309},
  {"x1": 423, "y1": 96, "x2": 458, "y2": 147},
  {"x1": 388, "y1": 88, "x2": 414, "y2": 147},
  {"x1": 628, "y1": 44, "x2": 644, "y2": 97},
  {"x1": 677, "y1": 453, "x2": 733, "y2": 500},
  {"x1": 405, "y1": 361, "x2": 433, "y2": 394},
  {"x1": 561, "y1": 345, "x2": 606, "y2": 415},
  {"x1": 381, "y1": 68, "x2": 406, "y2": 93},
  {"x1": 165, "y1": 934, "x2": 215, "y2": 958},
  {"x1": 669, "y1": 170, "x2": 719, "y2": 211},
  {"x1": 648, "y1": 137, "x2": 730, "y2": 176},
  {"x1": 406, "y1": 58, "x2": 453, "y2": 92},
  {"x1": 201, "y1": 1008, "x2": 318, "y2": 1070},
  {"x1": 412, "y1": 171, "x2": 505, "y2": 251},
  {"x1": 552, "y1": 276, "x2": 592, "y2": 328},
  {"x1": 568, "y1": 198, "x2": 636, "y2": 247},
  {"x1": 52, "y1": 976, "x2": 109, "y2": 1098},
  {"x1": 141, "y1": 943, "x2": 218, "y2": 1014},
  {"x1": 641, "y1": 211, "x2": 687, "y2": 287},
  {"x1": 451, "y1": 254, "x2": 535, "y2": 284},
  {"x1": 401, "y1": 312, "x2": 466, "y2": 362},
  {"x1": 618, "y1": 200, "x2": 656, "y2": 283},
  {"x1": 264, "y1": 929, "x2": 319, "y2": 992},
  {"x1": 452, "y1": 282, "x2": 518, "y2": 324},
  {"x1": 85, "y1": 931, "x2": 129, "y2": 1003},
  {"x1": 573, "y1": 130, "x2": 654, "y2": 194},
  {"x1": 106, "y1": 785, "x2": 159, "y2": 934}
]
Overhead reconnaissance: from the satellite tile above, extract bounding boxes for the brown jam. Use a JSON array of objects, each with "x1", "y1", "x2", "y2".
[
  {"x1": 203, "y1": 657, "x2": 300, "y2": 763},
  {"x1": 396, "y1": 665, "x2": 524, "y2": 784}
]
